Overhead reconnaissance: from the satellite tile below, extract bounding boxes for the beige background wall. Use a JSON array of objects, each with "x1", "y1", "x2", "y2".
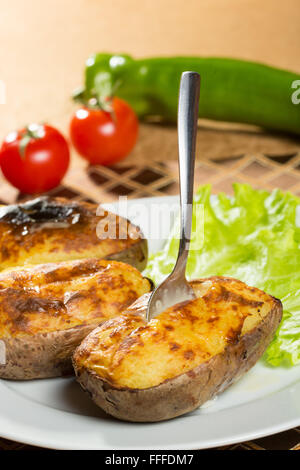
[{"x1": 0, "y1": 0, "x2": 299, "y2": 138}]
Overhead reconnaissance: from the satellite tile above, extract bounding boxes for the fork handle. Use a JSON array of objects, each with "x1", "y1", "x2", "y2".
[{"x1": 175, "y1": 71, "x2": 200, "y2": 274}]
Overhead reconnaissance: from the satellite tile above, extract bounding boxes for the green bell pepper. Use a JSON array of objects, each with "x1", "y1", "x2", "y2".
[{"x1": 76, "y1": 53, "x2": 300, "y2": 135}]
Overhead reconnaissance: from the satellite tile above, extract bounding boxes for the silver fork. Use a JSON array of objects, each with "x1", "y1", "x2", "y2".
[{"x1": 146, "y1": 71, "x2": 201, "y2": 321}]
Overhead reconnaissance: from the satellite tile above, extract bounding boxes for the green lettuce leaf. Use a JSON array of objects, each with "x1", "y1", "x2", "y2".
[{"x1": 144, "y1": 183, "x2": 300, "y2": 367}]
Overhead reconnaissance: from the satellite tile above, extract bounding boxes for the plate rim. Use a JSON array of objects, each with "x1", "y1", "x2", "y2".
[{"x1": 0, "y1": 377, "x2": 299, "y2": 450}]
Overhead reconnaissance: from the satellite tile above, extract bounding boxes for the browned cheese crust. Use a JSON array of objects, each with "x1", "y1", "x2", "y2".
[
  {"x1": 0, "y1": 258, "x2": 152, "y2": 379},
  {"x1": 73, "y1": 277, "x2": 283, "y2": 422},
  {"x1": 0, "y1": 197, "x2": 147, "y2": 271}
]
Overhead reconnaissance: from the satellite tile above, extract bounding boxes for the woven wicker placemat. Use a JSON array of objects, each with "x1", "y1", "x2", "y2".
[{"x1": 0, "y1": 126, "x2": 299, "y2": 450}]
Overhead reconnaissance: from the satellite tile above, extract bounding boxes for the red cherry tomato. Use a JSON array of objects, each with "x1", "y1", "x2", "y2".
[
  {"x1": 0, "y1": 124, "x2": 70, "y2": 194},
  {"x1": 70, "y1": 97, "x2": 138, "y2": 165}
]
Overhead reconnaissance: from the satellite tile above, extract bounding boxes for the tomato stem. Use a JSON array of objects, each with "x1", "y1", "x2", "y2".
[
  {"x1": 72, "y1": 83, "x2": 120, "y2": 119},
  {"x1": 19, "y1": 124, "x2": 44, "y2": 158}
]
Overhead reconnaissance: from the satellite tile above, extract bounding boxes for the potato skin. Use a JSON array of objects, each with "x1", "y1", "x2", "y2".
[
  {"x1": 73, "y1": 278, "x2": 283, "y2": 422},
  {"x1": 105, "y1": 237, "x2": 147, "y2": 273},
  {"x1": 0, "y1": 323, "x2": 97, "y2": 380}
]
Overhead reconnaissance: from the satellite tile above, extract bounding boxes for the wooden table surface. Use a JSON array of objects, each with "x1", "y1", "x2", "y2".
[{"x1": 0, "y1": 0, "x2": 299, "y2": 451}]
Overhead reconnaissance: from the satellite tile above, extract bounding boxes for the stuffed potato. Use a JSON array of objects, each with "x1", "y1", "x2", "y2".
[
  {"x1": 0, "y1": 258, "x2": 152, "y2": 380},
  {"x1": 73, "y1": 276, "x2": 282, "y2": 422},
  {"x1": 0, "y1": 196, "x2": 147, "y2": 271}
]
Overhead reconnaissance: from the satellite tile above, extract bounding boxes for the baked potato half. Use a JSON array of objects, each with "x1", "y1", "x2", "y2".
[
  {"x1": 0, "y1": 258, "x2": 152, "y2": 380},
  {"x1": 73, "y1": 276, "x2": 282, "y2": 422},
  {"x1": 0, "y1": 196, "x2": 147, "y2": 272}
]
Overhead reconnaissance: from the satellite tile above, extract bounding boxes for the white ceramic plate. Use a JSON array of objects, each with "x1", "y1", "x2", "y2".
[{"x1": 0, "y1": 196, "x2": 299, "y2": 450}]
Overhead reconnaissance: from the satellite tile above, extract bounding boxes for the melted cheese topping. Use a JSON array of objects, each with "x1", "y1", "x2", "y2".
[
  {"x1": 0, "y1": 259, "x2": 151, "y2": 337},
  {"x1": 75, "y1": 277, "x2": 278, "y2": 389}
]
